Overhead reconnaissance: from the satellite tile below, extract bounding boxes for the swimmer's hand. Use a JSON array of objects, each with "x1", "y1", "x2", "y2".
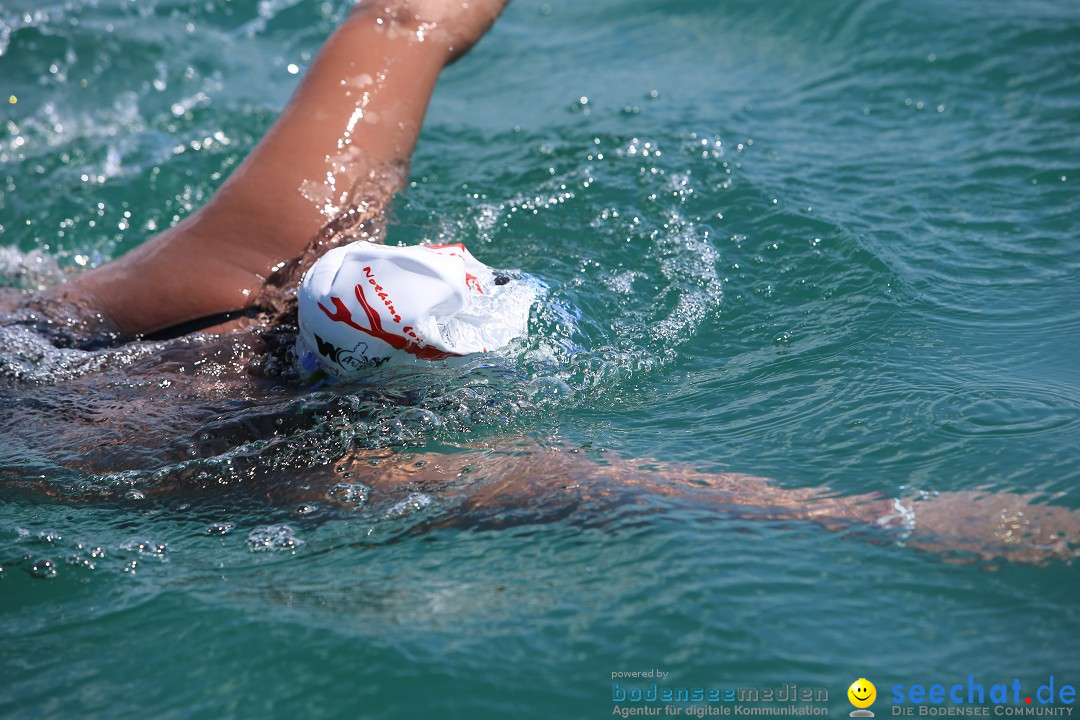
[
  {"x1": 898, "y1": 491, "x2": 1078, "y2": 565},
  {"x1": 350, "y1": 0, "x2": 511, "y2": 64}
]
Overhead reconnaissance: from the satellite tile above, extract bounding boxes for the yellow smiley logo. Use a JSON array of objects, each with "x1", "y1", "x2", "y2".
[
  {"x1": 849, "y1": 679, "x2": 876, "y2": 708},
  {"x1": 848, "y1": 679, "x2": 877, "y2": 716}
]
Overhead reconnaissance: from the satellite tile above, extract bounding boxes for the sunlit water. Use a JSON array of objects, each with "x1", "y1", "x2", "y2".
[{"x1": 2, "y1": 0, "x2": 1079, "y2": 717}]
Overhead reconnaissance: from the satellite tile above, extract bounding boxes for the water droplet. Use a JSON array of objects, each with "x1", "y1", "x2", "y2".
[
  {"x1": 123, "y1": 539, "x2": 168, "y2": 558},
  {"x1": 328, "y1": 482, "x2": 371, "y2": 507},
  {"x1": 386, "y1": 493, "x2": 432, "y2": 518},
  {"x1": 36, "y1": 530, "x2": 62, "y2": 545},
  {"x1": 31, "y1": 559, "x2": 57, "y2": 579},
  {"x1": 247, "y1": 525, "x2": 303, "y2": 552}
]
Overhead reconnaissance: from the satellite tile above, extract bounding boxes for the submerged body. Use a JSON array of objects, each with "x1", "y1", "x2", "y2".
[{"x1": 2, "y1": 267, "x2": 1076, "y2": 567}]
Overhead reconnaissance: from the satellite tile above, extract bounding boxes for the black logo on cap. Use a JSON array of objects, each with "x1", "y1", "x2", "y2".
[{"x1": 313, "y1": 333, "x2": 386, "y2": 371}]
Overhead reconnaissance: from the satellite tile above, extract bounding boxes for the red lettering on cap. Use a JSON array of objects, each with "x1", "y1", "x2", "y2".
[
  {"x1": 317, "y1": 283, "x2": 457, "y2": 361},
  {"x1": 362, "y1": 266, "x2": 401, "y2": 323}
]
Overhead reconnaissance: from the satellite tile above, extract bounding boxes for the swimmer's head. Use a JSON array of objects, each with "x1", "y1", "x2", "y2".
[{"x1": 296, "y1": 241, "x2": 535, "y2": 380}]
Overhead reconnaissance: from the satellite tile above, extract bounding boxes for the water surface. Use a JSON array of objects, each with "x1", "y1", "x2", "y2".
[{"x1": 1, "y1": 0, "x2": 1079, "y2": 717}]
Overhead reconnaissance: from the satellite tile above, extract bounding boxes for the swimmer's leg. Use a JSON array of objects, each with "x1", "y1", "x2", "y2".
[{"x1": 47, "y1": 0, "x2": 510, "y2": 335}]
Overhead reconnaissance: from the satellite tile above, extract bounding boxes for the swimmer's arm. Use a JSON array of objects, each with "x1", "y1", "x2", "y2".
[
  {"x1": 51, "y1": 0, "x2": 511, "y2": 335},
  {"x1": 326, "y1": 444, "x2": 1079, "y2": 565}
]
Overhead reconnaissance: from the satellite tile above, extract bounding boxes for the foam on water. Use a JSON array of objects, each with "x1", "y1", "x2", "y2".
[{"x1": 0, "y1": 246, "x2": 65, "y2": 289}]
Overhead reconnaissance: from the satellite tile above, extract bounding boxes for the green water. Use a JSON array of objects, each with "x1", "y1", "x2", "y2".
[{"x1": 2, "y1": 0, "x2": 1079, "y2": 718}]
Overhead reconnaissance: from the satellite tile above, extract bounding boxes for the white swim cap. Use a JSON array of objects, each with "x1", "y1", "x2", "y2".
[{"x1": 296, "y1": 241, "x2": 535, "y2": 380}]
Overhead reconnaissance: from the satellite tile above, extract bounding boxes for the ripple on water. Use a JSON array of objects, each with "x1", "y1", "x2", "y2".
[{"x1": 930, "y1": 384, "x2": 1079, "y2": 439}]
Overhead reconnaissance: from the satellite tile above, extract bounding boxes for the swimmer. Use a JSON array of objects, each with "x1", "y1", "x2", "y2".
[{"x1": 2, "y1": 0, "x2": 1077, "y2": 566}]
